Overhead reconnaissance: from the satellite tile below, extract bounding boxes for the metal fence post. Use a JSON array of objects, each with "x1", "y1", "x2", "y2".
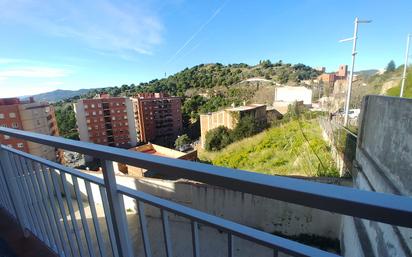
[
  {"x1": 0, "y1": 148, "x2": 30, "y2": 237},
  {"x1": 100, "y1": 159, "x2": 133, "y2": 257}
]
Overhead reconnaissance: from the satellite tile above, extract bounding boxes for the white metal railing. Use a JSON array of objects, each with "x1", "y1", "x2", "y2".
[{"x1": 0, "y1": 127, "x2": 411, "y2": 257}]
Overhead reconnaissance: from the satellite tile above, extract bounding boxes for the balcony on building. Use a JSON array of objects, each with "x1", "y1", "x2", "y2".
[{"x1": 0, "y1": 120, "x2": 411, "y2": 257}]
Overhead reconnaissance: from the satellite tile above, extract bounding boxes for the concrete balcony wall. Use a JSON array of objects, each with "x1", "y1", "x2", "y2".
[{"x1": 342, "y1": 95, "x2": 412, "y2": 257}]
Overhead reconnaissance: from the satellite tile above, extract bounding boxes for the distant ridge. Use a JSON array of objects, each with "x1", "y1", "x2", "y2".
[{"x1": 29, "y1": 89, "x2": 92, "y2": 102}]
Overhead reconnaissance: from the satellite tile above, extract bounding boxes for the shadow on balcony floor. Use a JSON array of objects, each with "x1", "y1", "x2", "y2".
[{"x1": 0, "y1": 208, "x2": 58, "y2": 257}]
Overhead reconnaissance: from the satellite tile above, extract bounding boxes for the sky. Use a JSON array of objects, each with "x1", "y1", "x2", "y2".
[{"x1": 0, "y1": 0, "x2": 411, "y2": 97}]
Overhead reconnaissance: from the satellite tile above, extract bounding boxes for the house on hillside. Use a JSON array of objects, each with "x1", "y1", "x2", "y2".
[{"x1": 199, "y1": 104, "x2": 269, "y2": 149}]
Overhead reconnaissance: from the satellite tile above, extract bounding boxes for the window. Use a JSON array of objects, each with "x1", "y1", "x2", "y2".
[
  {"x1": 92, "y1": 111, "x2": 96, "y2": 116},
  {"x1": 125, "y1": 122, "x2": 128, "y2": 126},
  {"x1": 112, "y1": 117, "x2": 116, "y2": 120},
  {"x1": 17, "y1": 143, "x2": 24, "y2": 148},
  {"x1": 9, "y1": 112, "x2": 16, "y2": 118},
  {"x1": 98, "y1": 103, "x2": 102, "y2": 108},
  {"x1": 84, "y1": 104, "x2": 88, "y2": 109},
  {"x1": 86, "y1": 119, "x2": 90, "y2": 124},
  {"x1": 91, "y1": 104, "x2": 95, "y2": 108},
  {"x1": 99, "y1": 111, "x2": 102, "y2": 115},
  {"x1": 0, "y1": 113, "x2": 4, "y2": 119},
  {"x1": 85, "y1": 112, "x2": 89, "y2": 116},
  {"x1": 88, "y1": 126, "x2": 92, "y2": 131},
  {"x1": 4, "y1": 135, "x2": 10, "y2": 140},
  {"x1": 116, "y1": 103, "x2": 119, "y2": 106},
  {"x1": 117, "y1": 110, "x2": 120, "y2": 113},
  {"x1": 100, "y1": 117, "x2": 103, "y2": 121},
  {"x1": 7, "y1": 144, "x2": 12, "y2": 148},
  {"x1": 0, "y1": 124, "x2": 8, "y2": 128},
  {"x1": 12, "y1": 123, "x2": 18, "y2": 128},
  {"x1": 124, "y1": 116, "x2": 127, "y2": 119}
]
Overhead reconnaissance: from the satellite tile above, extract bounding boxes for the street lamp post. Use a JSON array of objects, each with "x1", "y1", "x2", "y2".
[
  {"x1": 340, "y1": 17, "x2": 371, "y2": 127},
  {"x1": 400, "y1": 34, "x2": 411, "y2": 97}
]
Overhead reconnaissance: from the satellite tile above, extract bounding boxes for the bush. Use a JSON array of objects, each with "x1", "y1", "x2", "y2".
[
  {"x1": 204, "y1": 126, "x2": 233, "y2": 151},
  {"x1": 232, "y1": 115, "x2": 264, "y2": 141},
  {"x1": 175, "y1": 134, "x2": 191, "y2": 148}
]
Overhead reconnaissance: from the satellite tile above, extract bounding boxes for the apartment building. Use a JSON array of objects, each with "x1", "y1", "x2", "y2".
[
  {"x1": 74, "y1": 94, "x2": 138, "y2": 148},
  {"x1": 200, "y1": 104, "x2": 267, "y2": 148},
  {"x1": 0, "y1": 97, "x2": 59, "y2": 161},
  {"x1": 133, "y1": 93, "x2": 182, "y2": 144}
]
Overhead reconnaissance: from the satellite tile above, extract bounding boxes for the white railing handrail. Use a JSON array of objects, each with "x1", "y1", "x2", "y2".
[{"x1": 0, "y1": 127, "x2": 411, "y2": 229}]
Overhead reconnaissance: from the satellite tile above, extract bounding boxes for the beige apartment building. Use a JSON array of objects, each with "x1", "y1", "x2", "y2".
[
  {"x1": 0, "y1": 97, "x2": 59, "y2": 161},
  {"x1": 74, "y1": 93, "x2": 139, "y2": 148},
  {"x1": 200, "y1": 104, "x2": 267, "y2": 148}
]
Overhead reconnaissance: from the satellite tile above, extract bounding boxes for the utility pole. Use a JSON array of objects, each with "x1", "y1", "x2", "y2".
[
  {"x1": 340, "y1": 17, "x2": 371, "y2": 126},
  {"x1": 400, "y1": 34, "x2": 411, "y2": 97}
]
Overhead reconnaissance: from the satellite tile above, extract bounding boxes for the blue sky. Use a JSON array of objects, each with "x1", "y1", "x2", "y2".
[{"x1": 0, "y1": 0, "x2": 411, "y2": 97}]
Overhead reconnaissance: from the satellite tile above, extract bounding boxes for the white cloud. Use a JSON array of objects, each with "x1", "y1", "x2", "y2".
[{"x1": 0, "y1": 0, "x2": 164, "y2": 55}]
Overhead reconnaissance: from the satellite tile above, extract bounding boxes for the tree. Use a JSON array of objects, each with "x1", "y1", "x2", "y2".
[
  {"x1": 55, "y1": 103, "x2": 79, "y2": 140},
  {"x1": 204, "y1": 126, "x2": 233, "y2": 151},
  {"x1": 232, "y1": 115, "x2": 262, "y2": 141},
  {"x1": 175, "y1": 134, "x2": 191, "y2": 148},
  {"x1": 386, "y1": 60, "x2": 396, "y2": 73}
]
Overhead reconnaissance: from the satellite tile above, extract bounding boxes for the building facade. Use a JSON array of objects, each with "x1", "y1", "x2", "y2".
[
  {"x1": 317, "y1": 64, "x2": 348, "y2": 86},
  {"x1": 200, "y1": 104, "x2": 267, "y2": 149},
  {"x1": 133, "y1": 93, "x2": 182, "y2": 144},
  {"x1": 74, "y1": 94, "x2": 138, "y2": 148},
  {"x1": 0, "y1": 97, "x2": 59, "y2": 160},
  {"x1": 274, "y1": 86, "x2": 313, "y2": 106}
]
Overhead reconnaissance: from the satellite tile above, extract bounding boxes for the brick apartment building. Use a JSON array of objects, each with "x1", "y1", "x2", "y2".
[
  {"x1": 74, "y1": 94, "x2": 138, "y2": 148},
  {"x1": 0, "y1": 97, "x2": 59, "y2": 161},
  {"x1": 133, "y1": 93, "x2": 182, "y2": 144}
]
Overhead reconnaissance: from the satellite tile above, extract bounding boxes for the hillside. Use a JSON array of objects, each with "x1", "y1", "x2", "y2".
[
  {"x1": 53, "y1": 61, "x2": 321, "y2": 140},
  {"x1": 386, "y1": 68, "x2": 412, "y2": 97},
  {"x1": 329, "y1": 65, "x2": 411, "y2": 111},
  {"x1": 78, "y1": 61, "x2": 320, "y2": 98},
  {"x1": 199, "y1": 119, "x2": 338, "y2": 177},
  {"x1": 31, "y1": 89, "x2": 93, "y2": 102}
]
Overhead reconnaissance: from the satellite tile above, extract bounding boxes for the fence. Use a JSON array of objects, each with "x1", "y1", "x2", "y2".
[
  {"x1": 318, "y1": 117, "x2": 357, "y2": 176},
  {"x1": 0, "y1": 127, "x2": 411, "y2": 257}
]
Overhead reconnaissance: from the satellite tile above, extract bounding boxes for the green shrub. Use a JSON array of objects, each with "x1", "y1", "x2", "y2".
[{"x1": 204, "y1": 126, "x2": 233, "y2": 151}]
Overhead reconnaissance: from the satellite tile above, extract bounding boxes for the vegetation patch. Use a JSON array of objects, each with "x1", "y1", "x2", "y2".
[
  {"x1": 386, "y1": 68, "x2": 412, "y2": 98},
  {"x1": 199, "y1": 118, "x2": 339, "y2": 177}
]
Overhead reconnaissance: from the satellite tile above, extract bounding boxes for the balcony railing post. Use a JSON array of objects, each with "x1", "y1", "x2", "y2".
[
  {"x1": 0, "y1": 148, "x2": 30, "y2": 237},
  {"x1": 100, "y1": 159, "x2": 133, "y2": 257}
]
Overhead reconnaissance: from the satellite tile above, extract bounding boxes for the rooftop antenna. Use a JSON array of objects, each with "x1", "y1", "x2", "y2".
[{"x1": 339, "y1": 17, "x2": 372, "y2": 126}]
